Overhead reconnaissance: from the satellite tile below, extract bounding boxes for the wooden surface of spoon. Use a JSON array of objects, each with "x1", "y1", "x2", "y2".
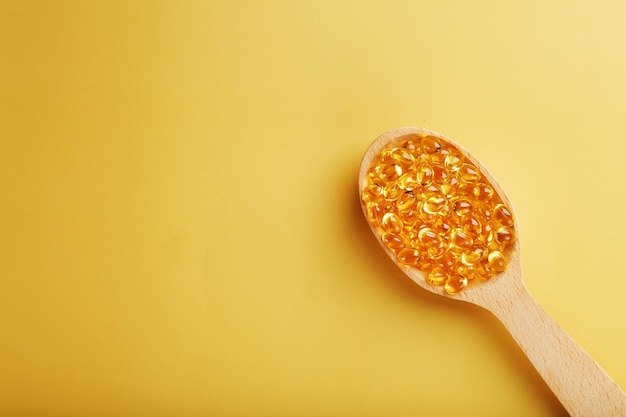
[{"x1": 359, "y1": 127, "x2": 626, "y2": 417}]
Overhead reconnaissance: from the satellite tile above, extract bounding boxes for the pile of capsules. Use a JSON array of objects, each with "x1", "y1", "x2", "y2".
[{"x1": 361, "y1": 133, "x2": 516, "y2": 294}]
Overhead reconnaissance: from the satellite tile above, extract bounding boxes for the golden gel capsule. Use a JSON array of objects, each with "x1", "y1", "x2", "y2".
[
  {"x1": 427, "y1": 267, "x2": 447, "y2": 285},
  {"x1": 452, "y1": 198, "x2": 473, "y2": 216},
  {"x1": 381, "y1": 212, "x2": 403, "y2": 234},
  {"x1": 495, "y1": 226, "x2": 516, "y2": 245},
  {"x1": 458, "y1": 164, "x2": 480, "y2": 182},
  {"x1": 444, "y1": 153, "x2": 463, "y2": 172},
  {"x1": 421, "y1": 136, "x2": 442, "y2": 154},
  {"x1": 397, "y1": 248, "x2": 421, "y2": 266},
  {"x1": 423, "y1": 195, "x2": 447, "y2": 215},
  {"x1": 445, "y1": 275, "x2": 468, "y2": 294},
  {"x1": 488, "y1": 250, "x2": 507, "y2": 272},
  {"x1": 416, "y1": 162, "x2": 434, "y2": 186},
  {"x1": 390, "y1": 148, "x2": 414, "y2": 167},
  {"x1": 494, "y1": 203, "x2": 514, "y2": 227},
  {"x1": 382, "y1": 233, "x2": 406, "y2": 253}
]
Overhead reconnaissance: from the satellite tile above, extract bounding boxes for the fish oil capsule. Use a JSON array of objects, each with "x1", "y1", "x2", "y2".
[
  {"x1": 398, "y1": 173, "x2": 418, "y2": 191},
  {"x1": 495, "y1": 226, "x2": 516, "y2": 245},
  {"x1": 381, "y1": 212, "x2": 404, "y2": 234},
  {"x1": 461, "y1": 244, "x2": 485, "y2": 265},
  {"x1": 432, "y1": 216, "x2": 455, "y2": 234},
  {"x1": 458, "y1": 164, "x2": 480, "y2": 182},
  {"x1": 397, "y1": 248, "x2": 421, "y2": 266},
  {"x1": 475, "y1": 260, "x2": 495, "y2": 280},
  {"x1": 382, "y1": 233, "x2": 406, "y2": 253},
  {"x1": 383, "y1": 182, "x2": 403, "y2": 200},
  {"x1": 427, "y1": 267, "x2": 447, "y2": 285},
  {"x1": 456, "y1": 264, "x2": 475, "y2": 280},
  {"x1": 494, "y1": 204, "x2": 514, "y2": 226},
  {"x1": 378, "y1": 163, "x2": 403, "y2": 182},
  {"x1": 449, "y1": 227, "x2": 473, "y2": 250},
  {"x1": 445, "y1": 275, "x2": 468, "y2": 294},
  {"x1": 444, "y1": 152, "x2": 463, "y2": 172},
  {"x1": 415, "y1": 256, "x2": 435, "y2": 271},
  {"x1": 479, "y1": 222, "x2": 494, "y2": 242},
  {"x1": 440, "y1": 176, "x2": 459, "y2": 197},
  {"x1": 400, "y1": 209, "x2": 419, "y2": 228},
  {"x1": 417, "y1": 227, "x2": 442, "y2": 247},
  {"x1": 421, "y1": 136, "x2": 442, "y2": 154},
  {"x1": 361, "y1": 184, "x2": 384, "y2": 203},
  {"x1": 423, "y1": 195, "x2": 447, "y2": 215},
  {"x1": 427, "y1": 242, "x2": 447, "y2": 260},
  {"x1": 416, "y1": 162, "x2": 434, "y2": 186},
  {"x1": 401, "y1": 138, "x2": 421, "y2": 153},
  {"x1": 432, "y1": 165, "x2": 449, "y2": 184},
  {"x1": 396, "y1": 192, "x2": 417, "y2": 211},
  {"x1": 390, "y1": 148, "x2": 415, "y2": 167},
  {"x1": 460, "y1": 215, "x2": 482, "y2": 236},
  {"x1": 475, "y1": 183, "x2": 494, "y2": 201},
  {"x1": 488, "y1": 250, "x2": 507, "y2": 272},
  {"x1": 366, "y1": 202, "x2": 386, "y2": 225},
  {"x1": 487, "y1": 240, "x2": 504, "y2": 253},
  {"x1": 452, "y1": 198, "x2": 473, "y2": 216}
]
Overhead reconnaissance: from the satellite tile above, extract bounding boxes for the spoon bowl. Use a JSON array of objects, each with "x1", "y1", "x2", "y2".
[{"x1": 359, "y1": 127, "x2": 626, "y2": 417}]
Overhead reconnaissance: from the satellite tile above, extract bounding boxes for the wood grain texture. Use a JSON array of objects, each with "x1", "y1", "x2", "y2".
[{"x1": 358, "y1": 127, "x2": 626, "y2": 417}]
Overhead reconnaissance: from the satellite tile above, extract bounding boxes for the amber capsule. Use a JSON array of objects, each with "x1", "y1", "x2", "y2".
[
  {"x1": 449, "y1": 227, "x2": 473, "y2": 250},
  {"x1": 487, "y1": 240, "x2": 504, "y2": 253},
  {"x1": 383, "y1": 182, "x2": 403, "y2": 200},
  {"x1": 432, "y1": 165, "x2": 449, "y2": 184},
  {"x1": 427, "y1": 267, "x2": 447, "y2": 285},
  {"x1": 479, "y1": 222, "x2": 494, "y2": 242},
  {"x1": 416, "y1": 162, "x2": 434, "y2": 186},
  {"x1": 397, "y1": 248, "x2": 420, "y2": 266},
  {"x1": 382, "y1": 233, "x2": 406, "y2": 253},
  {"x1": 415, "y1": 256, "x2": 435, "y2": 271},
  {"x1": 366, "y1": 202, "x2": 385, "y2": 225},
  {"x1": 396, "y1": 192, "x2": 417, "y2": 212},
  {"x1": 417, "y1": 227, "x2": 442, "y2": 247},
  {"x1": 401, "y1": 138, "x2": 421, "y2": 153},
  {"x1": 372, "y1": 163, "x2": 402, "y2": 182},
  {"x1": 423, "y1": 195, "x2": 447, "y2": 215},
  {"x1": 487, "y1": 250, "x2": 507, "y2": 272},
  {"x1": 444, "y1": 152, "x2": 463, "y2": 172},
  {"x1": 361, "y1": 184, "x2": 384, "y2": 203},
  {"x1": 419, "y1": 184, "x2": 441, "y2": 199},
  {"x1": 381, "y1": 212, "x2": 403, "y2": 234},
  {"x1": 475, "y1": 183, "x2": 494, "y2": 201},
  {"x1": 494, "y1": 204, "x2": 514, "y2": 226},
  {"x1": 427, "y1": 242, "x2": 447, "y2": 260},
  {"x1": 398, "y1": 173, "x2": 418, "y2": 191},
  {"x1": 458, "y1": 164, "x2": 480, "y2": 182},
  {"x1": 456, "y1": 264, "x2": 475, "y2": 280},
  {"x1": 390, "y1": 148, "x2": 415, "y2": 167},
  {"x1": 475, "y1": 260, "x2": 495, "y2": 280},
  {"x1": 460, "y1": 215, "x2": 482, "y2": 236},
  {"x1": 440, "y1": 176, "x2": 459, "y2": 197},
  {"x1": 445, "y1": 275, "x2": 468, "y2": 294},
  {"x1": 421, "y1": 136, "x2": 442, "y2": 154},
  {"x1": 461, "y1": 244, "x2": 486, "y2": 266},
  {"x1": 452, "y1": 198, "x2": 473, "y2": 216},
  {"x1": 475, "y1": 203, "x2": 492, "y2": 221},
  {"x1": 495, "y1": 226, "x2": 516, "y2": 245},
  {"x1": 401, "y1": 209, "x2": 419, "y2": 228}
]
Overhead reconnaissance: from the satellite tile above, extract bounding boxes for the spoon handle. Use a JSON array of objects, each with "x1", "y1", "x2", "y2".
[{"x1": 486, "y1": 279, "x2": 626, "y2": 417}]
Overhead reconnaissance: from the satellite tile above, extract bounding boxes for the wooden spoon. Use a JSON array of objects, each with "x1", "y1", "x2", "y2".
[{"x1": 358, "y1": 126, "x2": 626, "y2": 417}]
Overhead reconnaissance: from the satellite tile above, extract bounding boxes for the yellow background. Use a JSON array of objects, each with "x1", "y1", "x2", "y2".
[{"x1": 1, "y1": 1, "x2": 625, "y2": 416}]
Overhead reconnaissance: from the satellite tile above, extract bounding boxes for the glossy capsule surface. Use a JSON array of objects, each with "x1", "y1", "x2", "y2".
[{"x1": 361, "y1": 131, "x2": 517, "y2": 294}]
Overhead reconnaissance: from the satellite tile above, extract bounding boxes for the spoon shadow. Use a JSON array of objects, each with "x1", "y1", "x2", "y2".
[{"x1": 344, "y1": 157, "x2": 568, "y2": 416}]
